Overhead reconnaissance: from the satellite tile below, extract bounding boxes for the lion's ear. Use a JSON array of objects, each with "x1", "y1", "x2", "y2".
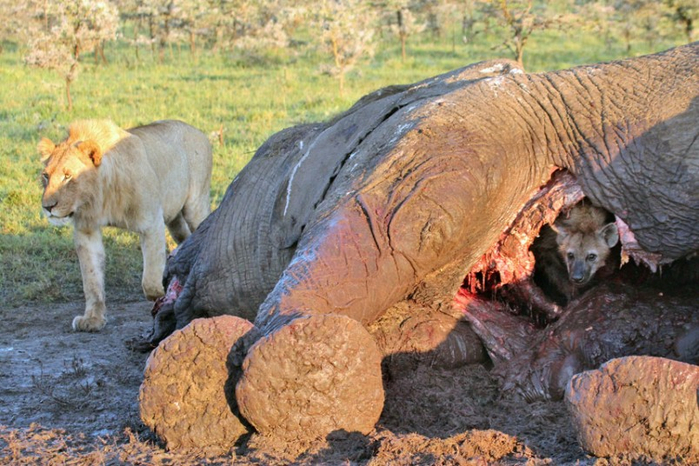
[
  {"x1": 37, "y1": 138, "x2": 56, "y2": 162},
  {"x1": 78, "y1": 140, "x2": 102, "y2": 167}
]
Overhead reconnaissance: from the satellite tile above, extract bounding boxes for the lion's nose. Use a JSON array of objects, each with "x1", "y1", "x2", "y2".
[{"x1": 43, "y1": 201, "x2": 57, "y2": 212}]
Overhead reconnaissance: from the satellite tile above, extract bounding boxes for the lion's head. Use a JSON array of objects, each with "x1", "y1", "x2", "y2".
[
  {"x1": 38, "y1": 120, "x2": 127, "y2": 226},
  {"x1": 39, "y1": 138, "x2": 103, "y2": 226}
]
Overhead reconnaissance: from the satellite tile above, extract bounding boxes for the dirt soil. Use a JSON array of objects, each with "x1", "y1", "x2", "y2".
[{"x1": 2, "y1": 296, "x2": 611, "y2": 465}]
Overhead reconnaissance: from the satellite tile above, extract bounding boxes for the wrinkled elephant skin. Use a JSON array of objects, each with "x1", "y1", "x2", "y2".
[{"x1": 149, "y1": 44, "x2": 698, "y2": 441}]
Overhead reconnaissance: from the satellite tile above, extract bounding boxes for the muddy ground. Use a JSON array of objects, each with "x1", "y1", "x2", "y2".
[{"x1": 2, "y1": 294, "x2": 618, "y2": 465}]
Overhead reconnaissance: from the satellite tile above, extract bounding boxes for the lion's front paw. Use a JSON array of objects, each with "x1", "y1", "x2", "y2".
[
  {"x1": 72, "y1": 315, "x2": 106, "y2": 332},
  {"x1": 143, "y1": 282, "x2": 165, "y2": 302}
]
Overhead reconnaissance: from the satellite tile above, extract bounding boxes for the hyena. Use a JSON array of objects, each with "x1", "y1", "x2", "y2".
[{"x1": 531, "y1": 200, "x2": 620, "y2": 306}]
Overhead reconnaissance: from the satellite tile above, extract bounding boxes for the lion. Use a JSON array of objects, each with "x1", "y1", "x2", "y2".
[{"x1": 39, "y1": 119, "x2": 212, "y2": 331}]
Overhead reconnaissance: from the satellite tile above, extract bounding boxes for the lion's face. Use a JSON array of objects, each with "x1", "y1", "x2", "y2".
[{"x1": 39, "y1": 138, "x2": 102, "y2": 226}]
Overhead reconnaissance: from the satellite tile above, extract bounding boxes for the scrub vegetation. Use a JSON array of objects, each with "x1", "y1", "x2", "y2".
[{"x1": 0, "y1": 0, "x2": 692, "y2": 306}]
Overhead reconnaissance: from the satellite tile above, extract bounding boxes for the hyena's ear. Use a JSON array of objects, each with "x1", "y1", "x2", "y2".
[
  {"x1": 598, "y1": 222, "x2": 619, "y2": 248},
  {"x1": 551, "y1": 220, "x2": 570, "y2": 244},
  {"x1": 37, "y1": 138, "x2": 56, "y2": 162},
  {"x1": 77, "y1": 140, "x2": 103, "y2": 166}
]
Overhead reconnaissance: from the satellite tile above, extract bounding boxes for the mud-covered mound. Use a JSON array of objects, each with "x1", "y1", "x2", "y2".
[{"x1": 0, "y1": 299, "x2": 600, "y2": 464}]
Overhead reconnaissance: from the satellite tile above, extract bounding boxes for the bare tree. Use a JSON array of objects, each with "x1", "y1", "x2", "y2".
[
  {"x1": 23, "y1": 0, "x2": 119, "y2": 110},
  {"x1": 484, "y1": 0, "x2": 566, "y2": 67},
  {"x1": 0, "y1": 0, "x2": 39, "y2": 53},
  {"x1": 382, "y1": 0, "x2": 425, "y2": 62},
  {"x1": 232, "y1": 1, "x2": 304, "y2": 56},
  {"x1": 609, "y1": 0, "x2": 672, "y2": 53},
  {"x1": 311, "y1": 0, "x2": 378, "y2": 95},
  {"x1": 664, "y1": 0, "x2": 697, "y2": 43},
  {"x1": 575, "y1": 1, "x2": 616, "y2": 51}
]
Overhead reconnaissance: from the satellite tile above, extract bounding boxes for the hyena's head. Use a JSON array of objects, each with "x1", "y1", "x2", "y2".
[{"x1": 552, "y1": 203, "x2": 619, "y2": 286}]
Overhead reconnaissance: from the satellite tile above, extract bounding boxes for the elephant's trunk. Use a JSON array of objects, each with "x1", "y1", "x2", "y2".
[{"x1": 539, "y1": 44, "x2": 698, "y2": 261}]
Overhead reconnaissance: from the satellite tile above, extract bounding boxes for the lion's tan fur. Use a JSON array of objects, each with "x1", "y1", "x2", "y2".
[
  {"x1": 67, "y1": 119, "x2": 126, "y2": 154},
  {"x1": 40, "y1": 119, "x2": 212, "y2": 331}
]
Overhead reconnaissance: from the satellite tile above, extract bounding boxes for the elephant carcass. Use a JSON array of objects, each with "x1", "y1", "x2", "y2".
[
  {"x1": 146, "y1": 58, "x2": 526, "y2": 344},
  {"x1": 147, "y1": 44, "x2": 698, "y2": 441},
  {"x1": 460, "y1": 282, "x2": 699, "y2": 402}
]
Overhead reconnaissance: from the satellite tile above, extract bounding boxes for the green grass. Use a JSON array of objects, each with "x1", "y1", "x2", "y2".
[{"x1": 0, "y1": 30, "x2": 687, "y2": 307}]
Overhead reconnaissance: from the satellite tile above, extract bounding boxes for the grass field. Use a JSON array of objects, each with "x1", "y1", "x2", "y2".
[{"x1": 0, "y1": 30, "x2": 687, "y2": 308}]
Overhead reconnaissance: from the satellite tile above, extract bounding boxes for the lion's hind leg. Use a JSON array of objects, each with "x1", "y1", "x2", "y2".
[
  {"x1": 182, "y1": 191, "x2": 210, "y2": 233},
  {"x1": 140, "y1": 220, "x2": 167, "y2": 301},
  {"x1": 167, "y1": 212, "x2": 192, "y2": 244}
]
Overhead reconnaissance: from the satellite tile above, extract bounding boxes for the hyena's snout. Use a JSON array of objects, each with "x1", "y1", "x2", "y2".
[{"x1": 569, "y1": 261, "x2": 588, "y2": 284}]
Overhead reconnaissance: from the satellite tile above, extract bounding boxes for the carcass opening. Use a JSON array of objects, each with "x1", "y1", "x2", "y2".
[
  {"x1": 457, "y1": 168, "x2": 684, "y2": 327},
  {"x1": 454, "y1": 169, "x2": 698, "y2": 401},
  {"x1": 460, "y1": 169, "x2": 587, "y2": 325}
]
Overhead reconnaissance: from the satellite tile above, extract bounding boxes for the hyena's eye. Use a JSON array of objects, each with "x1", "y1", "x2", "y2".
[
  {"x1": 567, "y1": 252, "x2": 575, "y2": 261},
  {"x1": 586, "y1": 253, "x2": 597, "y2": 262}
]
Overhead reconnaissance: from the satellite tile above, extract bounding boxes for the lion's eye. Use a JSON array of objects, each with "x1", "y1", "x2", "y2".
[{"x1": 41, "y1": 173, "x2": 49, "y2": 185}]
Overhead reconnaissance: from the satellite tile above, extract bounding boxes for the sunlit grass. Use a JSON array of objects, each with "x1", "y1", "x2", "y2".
[{"x1": 0, "y1": 31, "x2": 687, "y2": 306}]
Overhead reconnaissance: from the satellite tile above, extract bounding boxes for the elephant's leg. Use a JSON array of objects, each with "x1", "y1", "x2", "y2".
[
  {"x1": 235, "y1": 314, "x2": 384, "y2": 442},
  {"x1": 73, "y1": 228, "x2": 107, "y2": 331},
  {"x1": 369, "y1": 300, "x2": 487, "y2": 379},
  {"x1": 499, "y1": 280, "x2": 563, "y2": 323},
  {"x1": 140, "y1": 221, "x2": 167, "y2": 301}
]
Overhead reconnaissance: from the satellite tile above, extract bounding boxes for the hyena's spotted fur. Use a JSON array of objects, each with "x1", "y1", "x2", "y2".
[{"x1": 531, "y1": 200, "x2": 619, "y2": 305}]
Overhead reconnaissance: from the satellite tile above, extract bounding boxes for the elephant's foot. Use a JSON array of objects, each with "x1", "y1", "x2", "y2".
[
  {"x1": 140, "y1": 315, "x2": 255, "y2": 453},
  {"x1": 236, "y1": 314, "x2": 384, "y2": 441}
]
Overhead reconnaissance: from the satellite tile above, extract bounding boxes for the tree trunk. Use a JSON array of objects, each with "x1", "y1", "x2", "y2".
[
  {"x1": 401, "y1": 35, "x2": 407, "y2": 62},
  {"x1": 43, "y1": 0, "x2": 49, "y2": 31},
  {"x1": 331, "y1": 36, "x2": 344, "y2": 96},
  {"x1": 65, "y1": 43, "x2": 80, "y2": 111},
  {"x1": 624, "y1": 28, "x2": 632, "y2": 54},
  {"x1": 189, "y1": 30, "x2": 197, "y2": 63},
  {"x1": 149, "y1": 15, "x2": 157, "y2": 56},
  {"x1": 65, "y1": 77, "x2": 73, "y2": 111},
  {"x1": 515, "y1": 35, "x2": 525, "y2": 67},
  {"x1": 684, "y1": 17, "x2": 694, "y2": 44},
  {"x1": 93, "y1": 42, "x2": 108, "y2": 65},
  {"x1": 133, "y1": 18, "x2": 141, "y2": 61},
  {"x1": 213, "y1": 25, "x2": 222, "y2": 53},
  {"x1": 397, "y1": 9, "x2": 406, "y2": 62}
]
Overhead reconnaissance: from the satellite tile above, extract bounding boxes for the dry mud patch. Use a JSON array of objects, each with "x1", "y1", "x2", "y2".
[{"x1": 2, "y1": 297, "x2": 610, "y2": 464}]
